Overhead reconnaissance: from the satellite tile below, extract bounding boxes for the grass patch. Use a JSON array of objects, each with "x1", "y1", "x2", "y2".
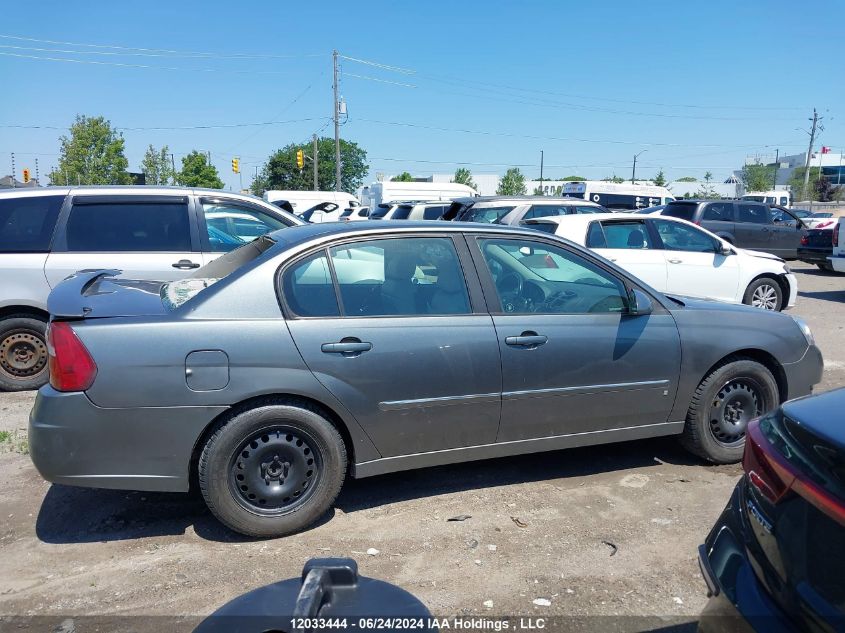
[{"x1": 0, "y1": 430, "x2": 28, "y2": 455}]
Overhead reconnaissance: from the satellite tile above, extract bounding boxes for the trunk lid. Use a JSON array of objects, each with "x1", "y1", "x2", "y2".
[
  {"x1": 47, "y1": 269, "x2": 219, "y2": 319},
  {"x1": 742, "y1": 389, "x2": 845, "y2": 631}
]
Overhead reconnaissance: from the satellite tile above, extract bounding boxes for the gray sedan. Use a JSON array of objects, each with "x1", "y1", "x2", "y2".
[{"x1": 30, "y1": 222, "x2": 823, "y2": 537}]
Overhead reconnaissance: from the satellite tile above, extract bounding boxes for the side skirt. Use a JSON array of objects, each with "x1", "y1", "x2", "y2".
[{"x1": 353, "y1": 420, "x2": 686, "y2": 478}]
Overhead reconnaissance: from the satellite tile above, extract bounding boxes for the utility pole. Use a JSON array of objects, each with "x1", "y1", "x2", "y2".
[
  {"x1": 333, "y1": 50, "x2": 341, "y2": 193},
  {"x1": 539, "y1": 150, "x2": 544, "y2": 195},
  {"x1": 35, "y1": 158, "x2": 40, "y2": 185},
  {"x1": 170, "y1": 153, "x2": 177, "y2": 185},
  {"x1": 313, "y1": 133, "x2": 319, "y2": 191},
  {"x1": 632, "y1": 150, "x2": 647, "y2": 184},
  {"x1": 10, "y1": 153, "x2": 15, "y2": 188},
  {"x1": 772, "y1": 149, "x2": 779, "y2": 190},
  {"x1": 802, "y1": 108, "x2": 821, "y2": 202}
]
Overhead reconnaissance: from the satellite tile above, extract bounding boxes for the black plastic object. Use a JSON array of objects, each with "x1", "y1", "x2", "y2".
[{"x1": 194, "y1": 558, "x2": 433, "y2": 633}]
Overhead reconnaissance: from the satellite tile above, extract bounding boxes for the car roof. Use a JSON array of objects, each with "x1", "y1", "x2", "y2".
[
  {"x1": 461, "y1": 195, "x2": 599, "y2": 204},
  {"x1": 0, "y1": 185, "x2": 268, "y2": 203}
]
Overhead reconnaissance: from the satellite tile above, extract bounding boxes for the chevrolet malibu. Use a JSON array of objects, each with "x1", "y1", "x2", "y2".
[{"x1": 30, "y1": 222, "x2": 823, "y2": 537}]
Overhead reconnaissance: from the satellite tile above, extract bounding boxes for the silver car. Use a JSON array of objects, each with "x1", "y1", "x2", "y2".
[
  {"x1": 0, "y1": 186, "x2": 302, "y2": 391},
  {"x1": 30, "y1": 222, "x2": 823, "y2": 537}
]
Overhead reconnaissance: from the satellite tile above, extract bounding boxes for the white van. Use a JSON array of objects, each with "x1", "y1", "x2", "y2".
[
  {"x1": 562, "y1": 181, "x2": 674, "y2": 210},
  {"x1": 359, "y1": 182, "x2": 477, "y2": 209},
  {"x1": 263, "y1": 190, "x2": 359, "y2": 222},
  {"x1": 741, "y1": 190, "x2": 792, "y2": 208}
]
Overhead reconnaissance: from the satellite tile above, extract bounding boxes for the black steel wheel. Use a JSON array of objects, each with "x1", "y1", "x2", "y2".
[
  {"x1": 228, "y1": 426, "x2": 322, "y2": 514},
  {"x1": 199, "y1": 399, "x2": 347, "y2": 538},
  {"x1": 680, "y1": 359, "x2": 778, "y2": 464},
  {"x1": 707, "y1": 378, "x2": 764, "y2": 446},
  {"x1": 0, "y1": 316, "x2": 49, "y2": 391}
]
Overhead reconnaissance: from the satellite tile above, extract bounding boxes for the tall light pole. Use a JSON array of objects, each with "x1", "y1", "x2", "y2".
[
  {"x1": 801, "y1": 108, "x2": 821, "y2": 202},
  {"x1": 333, "y1": 50, "x2": 341, "y2": 193},
  {"x1": 632, "y1": 150, "x2": 647, "y2": 184}
]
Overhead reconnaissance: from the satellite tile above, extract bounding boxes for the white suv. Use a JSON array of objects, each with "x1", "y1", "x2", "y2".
[{"x1": 0, "y1": 186, "x2": 302, "y2": 390}]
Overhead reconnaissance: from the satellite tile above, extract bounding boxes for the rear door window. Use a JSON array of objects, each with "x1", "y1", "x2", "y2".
[
  {"x1": 738, "y1": 203, "x2": 770, "y2": 224},
  {"x1": 0, "y1": 194, "x2": 64, "y2": 252},
  {"x1": 599, "y1": 221, "x2": 653, "y2": 249},
  {"x1": 422, "y1": 206, "x2": 446, "y2": 220},
  {"x1": 524, "y1": 204, "x2": 570, "y2": 219},
  {"x1": 702, "y1": 202, "x2": 734, "y2": 222},
  {"x1": 64, "y1": 200, "x2": 192, "y2": 252},
  {"x1": 462, "y1": 205, "x2": 517, "y2": 223}
]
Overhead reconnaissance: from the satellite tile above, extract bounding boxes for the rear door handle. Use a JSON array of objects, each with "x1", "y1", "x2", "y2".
[
  {"x1": 321, "y1": 341, "x2": 373, "y2": 355},
  {"x1": 505, "y1": 333, "x2": 548, "y2": 348},
  {"x1": 172, "y1": 259, "x2": 201, "y2": 269}
]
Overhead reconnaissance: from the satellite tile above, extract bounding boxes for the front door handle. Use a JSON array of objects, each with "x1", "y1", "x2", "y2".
[
  {"x1": 505, "y1": 332, "x2": 548, "y2": 348},
  {"x1": 667, "y1": 258, "x2": 683, "y2": 264},
  {"x1": 172, "y1": 259, "x2": 201, "y2": 269},
  {"x1": 321, "y1": 340, "x2": 373, "y2": 355}
]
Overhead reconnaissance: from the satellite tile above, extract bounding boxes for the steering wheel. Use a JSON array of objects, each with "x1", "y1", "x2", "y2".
[{"x1": 496, "y1": 272, "x2": 528, "y2": 313}]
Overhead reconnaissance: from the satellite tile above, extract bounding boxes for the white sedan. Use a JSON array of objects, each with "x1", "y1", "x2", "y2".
[{"x1": 524, "y1": 213, "x2": 798, "y2": 311}]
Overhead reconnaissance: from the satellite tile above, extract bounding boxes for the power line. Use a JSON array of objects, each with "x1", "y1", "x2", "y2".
[
  {"x1": 343, "y1": 73, "x2": 417, "y2": 88},
  {"x1": 338, "y1": 55, "x2": 414, "y2": 75},
  {"x1": 351, "y1": 117, "x2": 797, "y2": 149},
  {"x1": 0, "y1": 50, "x2": 301, "y2": 74},
  {"x1": 0, "y1": 116, "x2": 330, "y2": 132},
  {"x1": 0, "y1": 33, "x2": 322, "y2": 59}
]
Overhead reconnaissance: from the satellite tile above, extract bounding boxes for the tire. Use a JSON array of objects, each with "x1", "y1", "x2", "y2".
[
  {"x1": 198, "y1": 399, "x2": 347, "y2": 538},
  {"x1": 817, "y1": 262, "x2": 834, "y2": 272},
  {"x1": 680, "y1": 359, "x2": 779, "y2": 464},
  {"x1": 0, "y1": 315, "x2": 49, "y2": 392},
  {"x1": 742, "y1": 277, "x2": 783, "y2": 311}
]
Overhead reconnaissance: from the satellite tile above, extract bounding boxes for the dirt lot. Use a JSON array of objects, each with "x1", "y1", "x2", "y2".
[{"x1": 0, "y1": 261, "x2": 842, "y2": 628}]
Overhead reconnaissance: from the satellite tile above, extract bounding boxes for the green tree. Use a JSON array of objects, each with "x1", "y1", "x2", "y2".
[
  {"x1": 815, "y1": 176, "x2": 842, "y2": 202},
  {"x1": 252, "y1": 137, "x2": 368, "y2": 195},
  {"x1": 601, "y1": 174, "x2": 626, "y2": 183},
  {"x1": 787, "y1": 166, "x2": 830, "y2": 202},
  {"x1": 391, "y1": 171, "x2": 415, "y2": 182},
  {"x1": 176, "y1": 151, "x2": 224, "y2": 189},
  {"x1": 653, "y1": 170, "x2": 667, "y2": 187},
  {"x1": 676, "y1": 176, "x2": 698, "y2": 182},
  {"x1": 48, "y1": 114, "x2": 131, "y2": 185},
  {"x1": 741, "y1": 162, "x2": 776, "y2": 192},
  {"x1": 451, "y1": 167, "x2": 477, "y2": 190},
  {"x1": 496, "y1": 167, "x2": 527, "y2": 195},
  {"x1": 141, "y1": 144, "x2": 175, "y2": 185},
  {"x1": 561, "y1": 175, "x2": 584, "y2": 181},
  {"x1": 695, "y1": 171, "x2": 720, "y2": 199}
]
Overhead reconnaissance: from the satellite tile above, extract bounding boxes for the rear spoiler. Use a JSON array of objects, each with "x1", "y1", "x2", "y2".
[{"x1": 47, "y1": 269, "x2": 122, "y2": 318}]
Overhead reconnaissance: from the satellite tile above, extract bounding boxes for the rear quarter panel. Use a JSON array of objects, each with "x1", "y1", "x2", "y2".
[{"x1": 0, "y1": 253, "x2": 50, "y2": 311}]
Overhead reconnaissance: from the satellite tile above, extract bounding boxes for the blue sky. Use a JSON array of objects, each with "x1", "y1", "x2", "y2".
[{"x1": 1, "y1": 0, "x2": 843, "y2": 191}]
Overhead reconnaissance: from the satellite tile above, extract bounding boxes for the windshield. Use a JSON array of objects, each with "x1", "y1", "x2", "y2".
[{"x1": 461, "y1": 205, "x2": 517, "y2": 223}]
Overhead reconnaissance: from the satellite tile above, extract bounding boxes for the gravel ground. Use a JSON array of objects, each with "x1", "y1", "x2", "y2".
[{"x1": 0, "y1": 260, "x2": 842, "y2": 628}]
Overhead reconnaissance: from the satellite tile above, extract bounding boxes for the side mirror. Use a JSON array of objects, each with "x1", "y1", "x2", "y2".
[
  {"x1": 628, "y1": 288, "x2": 653, "y2": 316},
  {"x1": 718, "y1": 244, "x2": 733, "y2": 256}
]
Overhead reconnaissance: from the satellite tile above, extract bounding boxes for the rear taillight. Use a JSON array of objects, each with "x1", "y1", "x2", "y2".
[
  {"x1": 800, "y1": 235, "x2": 809, "y2": 246},
  {"x1": 744, "y1": 418, "x2": 845, "y2": 525},
  {"x1": 47, "y1": 322, "x2": 97, "y2": 392},
  {"x1": 834, "y1": 223, "x2": 840, "y2": 247}
]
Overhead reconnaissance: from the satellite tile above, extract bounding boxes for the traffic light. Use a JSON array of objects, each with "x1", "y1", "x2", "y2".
[
  {"x1": 231, "y1": 158, "x2": 240, "y2": 174},
  {"x1": 296, "y1": 149, "x2": 305, "y2": 170},
  {"x1": 22, "y1": 169, "x2": 30, "y2": 184}
]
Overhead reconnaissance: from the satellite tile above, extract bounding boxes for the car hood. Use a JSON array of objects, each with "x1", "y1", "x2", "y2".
[
  {"x1": 663, "y1": 293, "x2": 762, "y2": 313},
  {"x1": 736, "y1": 248, "x2": 784, "y2": 263}
]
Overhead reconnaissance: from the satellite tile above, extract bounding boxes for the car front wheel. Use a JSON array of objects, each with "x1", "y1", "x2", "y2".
[
  {"x1": 743, "y1": 277, "x2": 783, "y2": 311},
  {"x1": 198, "y1": 400, "x2": 347, "y2": 538},
  {"x1": 680, "y1": 359, "x2": 779, "y2": 463}
]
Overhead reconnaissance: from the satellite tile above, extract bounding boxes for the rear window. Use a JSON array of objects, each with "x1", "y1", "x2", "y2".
[
  {"x1": 662, "y1": 202, "x2": 698, "y2": 221},
  {"x1": 189, "y1": 234, "x2": 277, "y2": 281},
  {"x1": 0, "y1": 194, "x2": 64, "y2": 252},
  {"x1": 422, "y1": 206, "x2": 446, "y2": 220},
  {"x1": 461, "y1": 205, "x2": 516, "y2": 223},
  {"x1": 65, "y1": 201, "x2": 191, "y2": 251},
  {"x1": 370, "y1": 204, "x2": 391, "y2": 219},
  {"x1": 391, "y1": 205, "x2": 414, "y2": 220}
]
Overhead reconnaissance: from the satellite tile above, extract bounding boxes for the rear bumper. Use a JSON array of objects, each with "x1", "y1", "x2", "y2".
[
  {"x1": 782, "y1": 344, "x2": 823, "y2": 400},
  {"x1": 29, "y1": 386, "x2": 227, "y2": 492},
  {"x1": 697, "y1": 484, "x2": 797, "y2": 633},
  {"x1": 829, "y1": 254, "x2": 845, "y2": 273},
  {"x1": 796, "y1": 247, "x2": 832, "y2": 266}
]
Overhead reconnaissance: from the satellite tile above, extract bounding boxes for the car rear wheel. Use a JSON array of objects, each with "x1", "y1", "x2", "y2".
[
  {"x1": 817, "y1": 263, "x2": 834, "y2": 272},
  {"x1": 680, "y1": 359, "x2": 779, "y2": 463},
  {"x1": 743, "y1": 277, "x2": 783, "y2": 311},
  {"x1": 0, "y1": 315, "x2": 49, "y2": 392},
  {"x1": 198, "y1": 400, "x2": 347, "y2": 538}
]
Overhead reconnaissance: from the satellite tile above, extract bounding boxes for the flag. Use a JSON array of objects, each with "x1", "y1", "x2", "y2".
[{"x1": 821, "y1": 146, "x2": 831, "y2": 154}]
